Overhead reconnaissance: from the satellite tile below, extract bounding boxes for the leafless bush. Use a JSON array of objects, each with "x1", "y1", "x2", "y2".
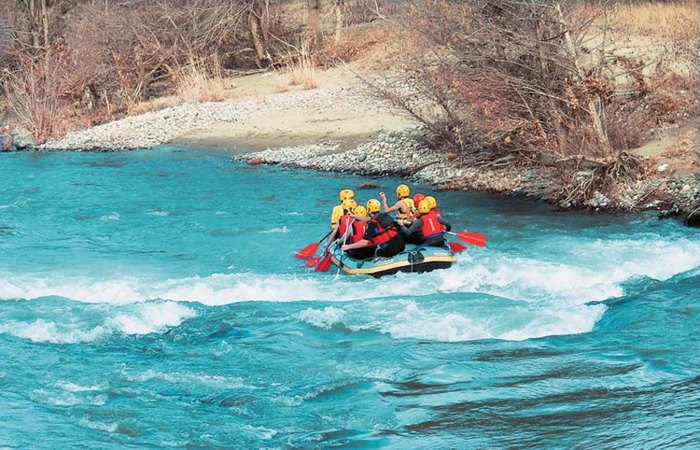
[
  {"x1": 3, "y1": 55, "x2": 64, "y2": 143},
  {"x1": 378, "y1": 0, "x2": 631, "y2": 162}
]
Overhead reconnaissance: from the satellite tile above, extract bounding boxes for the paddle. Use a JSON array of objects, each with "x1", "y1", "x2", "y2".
[
  {"x1": 305, "y1": 256, "x2": 321, "y2": 267},
  {"x1": 449, "y1": 241, "x2": 468, "y2": 253},
  {"x1": 314, "y1": 253, "x2": 333, "y2": 272},
  {"x1": 447, "y1": 231, "x2": 487, "y2": 247},
  {"x1": 295, "y1": 230, "x2": 333, "y2": 259}
]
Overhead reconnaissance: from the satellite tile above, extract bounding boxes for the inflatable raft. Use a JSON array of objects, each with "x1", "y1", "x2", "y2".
[{"x1": 328, "y1": 241, "x2": 457, "y2": 277}]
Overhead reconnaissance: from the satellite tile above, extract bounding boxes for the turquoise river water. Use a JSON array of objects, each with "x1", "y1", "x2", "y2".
[{"x1": 1, "y1": 147, "x2": 699, "y2": 448}]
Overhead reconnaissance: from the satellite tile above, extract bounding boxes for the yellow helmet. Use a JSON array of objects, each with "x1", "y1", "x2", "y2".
[
  {"x1": 396, "y1": 184, "x2": 410, "y2": 198},
  {"x1": 339, "y1": 189, "x2": 355, "y2": 201},
  {"x1": 366, "y1": 198, "x2": 381, "y2": 214},
  {"x1": 354, "y1": 205, "x2": 367, "y2": 217},
  {"x1": 418, "y1": 199, "x2": 432, "y2": 214},
  {"x1": 342, "y1": 198, "x2": 357, "y2": 212},
  {"x1": 423, "y1": 195, "x2": 437, "y2": 210}
]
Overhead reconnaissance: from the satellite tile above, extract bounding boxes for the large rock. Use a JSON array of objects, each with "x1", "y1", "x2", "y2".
[
  {"x1": 686, "y1": 204, "x2": 700, "y2": 227},
  {"x1": 0, "y1": 134, "x2": 14, "y2": 152},
  {"x1": 12, "y1": 128, "x2": 35, "y2": 150}
]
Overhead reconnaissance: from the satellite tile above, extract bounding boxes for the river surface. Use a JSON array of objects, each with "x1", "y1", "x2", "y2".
[{"x1": 1, "y1": 147, "x2": 699, "y2": 448}]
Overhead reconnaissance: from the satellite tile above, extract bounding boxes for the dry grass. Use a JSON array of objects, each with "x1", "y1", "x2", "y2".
[
  {"x1": 287, "y1": 43, "x2": 318, "y2": 90},
  {"x1": 129, "y1": 95, "x2": 181, "y2": 115},
  {"x1": 175, "y1": 57, "x2": 226, "y2": 103},
  {"x1": 612, "y1": 0, "x2": 700, "y2": 39},
  {"x1": 271, "y1": 71, "x2": 290, "y2": 93}
]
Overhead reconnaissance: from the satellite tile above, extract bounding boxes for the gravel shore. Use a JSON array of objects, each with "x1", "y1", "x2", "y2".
[
  {"x1": 237, "y1": 128, "x2": 698, "y2": 214},
  {"x1": 37, "y1": 77, "x2": 700, "y2": 224},
  {"x1": 41, "y1": 85, "x2": 382, "y2": 151}
]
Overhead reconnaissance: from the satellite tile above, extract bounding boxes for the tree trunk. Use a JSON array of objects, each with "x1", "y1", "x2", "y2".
[
  {"x1": 555, "y1": 3, "x2": 612, "y2": 155},
  {"x1": 306, "y1": 0, "x2": 323, "y2": 51},
  {"x1": 41, "y1": 0, "x2": 49, "y2": 49},
  {"x1": 248, "y1": 3, "x2": 268, "y2": 68},
  {"x1": 28, "y1": 0, "x2": 40, "y2": 48},
  {"x1": 333, "y1": 1, "x2": 344, "y2": 45}
]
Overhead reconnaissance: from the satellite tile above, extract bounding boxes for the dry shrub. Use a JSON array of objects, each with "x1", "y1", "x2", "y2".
[
  {"x1": 271, "y1": 71, "x2": 290, "y2": 93},
  {"x1": 176, "y1": 57, "x2": 226, "y2": 103},
  {"x1": 607, "y1": 63, "x2": 699, "y2": 150},
  {"x1": 612, "y1": 0, "x2": 700, "y2": 40},
  {"x1": 129, "y1": 96, "x2": 181, "y2": 115},
  {"x1": 287, "y1": 43, "x2": 318, "y2": 90},
  {"x1": 3, "y1": 55, "x2": 67, "y2": 144},
  {"x1": 378, "y1": 0, "x2": 627, "y2": 159},
  {"x1": 320, "y1": 25, "x2": 388, "y2": 66}
]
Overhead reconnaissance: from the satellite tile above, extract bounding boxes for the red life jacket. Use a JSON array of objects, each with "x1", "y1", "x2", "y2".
[
  {"x1": 421, "y1": 211, "x2": 443, "y2": 239},
  {"x1": 352, "y1": 220, "x2": 367, "y2": 243},
  {"x1": 369, "y1": 218, "x2": 398, "y2": 246},
  {"x1": 338, "y1": 215, "x2": 353, "y2": 238},
  {"x1": 436, "y1": 209, "x2": 446, "y2": 231}
]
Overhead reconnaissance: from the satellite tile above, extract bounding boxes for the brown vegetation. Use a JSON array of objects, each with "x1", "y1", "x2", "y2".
[
  {"x1": 370, "y1": 0, "x2": 699, "y2": 207},
  {"x1": 0, "y1": 1, "x2": 392, "y2": 144}
]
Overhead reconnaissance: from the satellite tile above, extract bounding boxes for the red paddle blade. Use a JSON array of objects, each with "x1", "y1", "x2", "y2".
[
  {"x1": 449, "y1": 241, "x2": 468, "y2": 253},
  {"x1": 456, "y1": 231, "x2": 487, "y2": 247},
  {"x1": 295, "y1": 242, "x2": 320, "y2": 259},
  {"x1": 305, "y1": 256, "x2": 321, "y2": 267},
  {"x1": 315, "y1": 254, "x2": 333, "y2": 272}
]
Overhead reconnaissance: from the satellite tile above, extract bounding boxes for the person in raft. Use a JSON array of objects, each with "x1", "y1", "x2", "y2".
[
  {"x1": 379, "y1": 184, "x2": 415, "y2": 222},
  {"x1": 331, "y1": 189, "x2": 355, "y2": 229},
  {"x1": 324, "y1": 199, "x2": 358, "y2": 252},
  {"x1": 413, "y1": 193, "x2": 425, "y2": 210},
  {"x1": 381, "y1": 184, "x2": 421, "y2": 244},
  {"x1": 345, "y1": 205, "x2": 375, "y2": 260},
  {"x1": 341, "y1": 199, "x2": 405, "y2": 258},
  {"x1": 398, "y1": 196, "x2": 451, "y2": 247}
]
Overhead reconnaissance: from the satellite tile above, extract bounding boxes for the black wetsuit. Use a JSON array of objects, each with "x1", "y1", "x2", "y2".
[{"x1": 366, "y1": 213, "x2": 405, "y2": 258}]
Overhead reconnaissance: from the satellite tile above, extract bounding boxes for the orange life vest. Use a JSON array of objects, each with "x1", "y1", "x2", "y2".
[
  {"x1": 338, "y1": 214, "x2": 353, "y2": 238},
  {"x1": 421, "y1": 211, "x2": 443, "y2": 239},
  {"x1": 369, "y1": 218, "x2": 398, "y2": 246},
  {"x1": 352, "y1": 220, "x2": 367, "y2": 243}
]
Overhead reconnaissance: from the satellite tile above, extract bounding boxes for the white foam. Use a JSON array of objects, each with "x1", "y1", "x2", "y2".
[
  {"x1": 99, "y1": 212, "x2": 120, "y2": 221},
  {"x1": 257, "y1": 226, "x2": 289, "y2": 234},
  {"x1": 0, "y1": 198, "x2": 31, "y2": 209},
  {"x1": 0, "y1": 319, "x2": 108, "y2": 344},
  {"x1": 78, "y1": 418, "x2": 119, "y2": 433},
  {"x1": 109, "y1": 302, "x2": 196, "y2": 335},
  {"x1": 56, "y1": 381, "x2": 105, "y2": 393},
  {"x1": 2, "y1": 236, "x2": 699, "y2": 307},
  {"x1": 321, "y1": 300, "x2": 607, "y2": 342},
  {"x1": 123, "y1": 368, "x2": 250, "y2": 389},
  {"x1": 242, "y1": 425, "x2": 277, "y2": 440},
  {"x1": 299, "y1": 306, "x2": 346, "y2": 330},
  {"x1": 31, "y1": 389, "x2": 107, "y2": 406},
  {"x1": 146, "y1": 209, "x2": 170, "y2": 217},
  {"x1": 0, "y1": 302, "x2": 195, "y2": 343},
  {"x1": 381, "y1": 302, "x2": 495, "y2": 341},
  {"x1": 0, "y1": 236, "x2": 697, "y2": 342}
]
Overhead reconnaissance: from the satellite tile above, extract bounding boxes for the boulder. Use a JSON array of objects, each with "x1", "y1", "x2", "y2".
[
  {"x1": 686, "y1": 204, "x2": 700, "y2": 227},
  {"x1": 0, "y1": 134, "x2": 14, "y2": 152}
]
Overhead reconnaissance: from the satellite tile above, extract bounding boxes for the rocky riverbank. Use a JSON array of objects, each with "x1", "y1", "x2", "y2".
[
  {"x1": 22, "y1": 68, "x2": 700, "y2": 225},
  {"x1": 38, "y1": 84, "x2": 385, "y2": 151},
  {"x1": 236, "y1": 128, "x2": 700, "y2": 224}
]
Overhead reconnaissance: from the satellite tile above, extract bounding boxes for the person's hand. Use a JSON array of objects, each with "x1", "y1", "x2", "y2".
[
  {"x1": 379, "y1": 191, "x2": 386, "y2": 199},
  {"x1": 341, "y1": 244, "x2": 349, "y2": 251}
]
